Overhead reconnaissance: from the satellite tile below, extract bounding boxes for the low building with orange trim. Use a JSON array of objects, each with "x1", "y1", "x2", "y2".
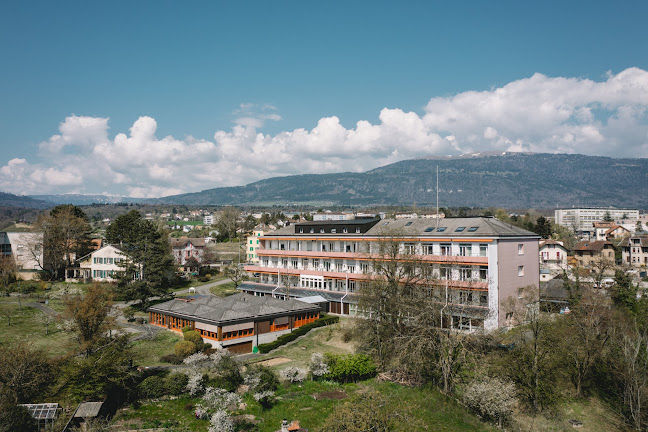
[
  {"x1": 243, "y1": 217, "x2": 540, "y2": 331},
  {"x1": 148, "y1": 292, "x2": 320, "y2": 354}
]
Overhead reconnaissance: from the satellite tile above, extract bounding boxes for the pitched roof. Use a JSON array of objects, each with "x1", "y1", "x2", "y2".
[
  {"x1": 170, "y1": 238, "x2": 206, "y2": 248},
  {"x1": 539, "y1": 239, "x2": 566, "y2": 248},
  {"x1": 573, "y1": 240, "x2": 613, "y2": 251},
  {"x1": 364, "y1": 217, "x2": 539, "y2": 238},
  {"x1": 148, "y1": 292, "x2": 319, "y2": 324}
]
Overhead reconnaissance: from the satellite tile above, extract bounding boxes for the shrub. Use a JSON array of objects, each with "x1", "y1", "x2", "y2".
[
  {"x1": 280, "y1": 367, "x2": 307, "y2": 384},
  {"x1": 257, "y1": 315, "x2": 339, "y2": 353},
  {"x1": 122, "y1": 307, "x2": 136, "y2": 321},
  {"x1": 159, "y1": 354, "x2": 183, "y2": 365},
  {"x1": 183, "y1": 330, "x2": 205, "y2": 351},
  {"x1": 208, "y1": 356, "x2": 243, "y2": 392},
  {"x1": 245, "y1": 364, "x2": 279, "y2": 393},
  {"x1": 139, "y1": 375, "x2": 166, "y2": 399},
  {"x1": 175, "y1": 341, "x2": 197, "y2": 358},
  {"x1": 165, "y1": 373, "x2": 189, "y2": 396},
  {"x1": 202, "y1": 343, "x2": 212, "y2": 352},
  {"x1": 309, "y1": 352, "x2": 329, "y2": 379},
  {"x1": 463, "y1": 376, "x2": 517, "y2": 427},
  {"x1": 181, "y1": 325, "x2": 193, "y2": 333},
  {"x1": 325, "y1": 353, "x2": 376, "y2": 383}
]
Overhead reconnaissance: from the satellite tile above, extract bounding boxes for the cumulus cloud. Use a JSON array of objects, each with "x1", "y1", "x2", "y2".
[{"x1": 2, "y1": 68, "x2": 648, "y2": 197}]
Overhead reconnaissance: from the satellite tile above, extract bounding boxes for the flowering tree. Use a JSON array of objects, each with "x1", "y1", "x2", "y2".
[
  {"x1": 463, "y1": 376, "x2": 517, "y2": 427},
  {"x1": 309, "y1": 352, "x2": 329, "y2": 379},
  {"x1": 280, "y1": 367, "x2": 307, "y2": 384}
]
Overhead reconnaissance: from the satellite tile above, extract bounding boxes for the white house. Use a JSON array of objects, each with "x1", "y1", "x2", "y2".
[
  {"x1": 539, "y1": 240, "x2": 568, "y2": 280},
  {"x1": 0, "y1": 231, "x2": 44, "y2": 279},
  {"x1": 66, "y1": 245, "x2": 131, "y2": 282}
]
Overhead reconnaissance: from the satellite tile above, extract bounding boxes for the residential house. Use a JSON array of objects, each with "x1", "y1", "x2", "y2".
[
  {"x1": 170, "y1": 238, "x2": 206, "y2": 271},
  {"x1": 66, "y1": 244, "x2": 130, "y2": 282},
  {"x1": 242, "y1": 217, "x2": 540, "y2": 332},
  {"x1": 621, "y1": 235, "x2": 648, "y2": 268},
  {"x1": 572, "y1": 240, "x2": 615, "y2": 268},
  {"x1": 539, "y1": 240, "x2": 568, "y2": 272},
  {"x1": 148, "y1": 292, "x2": 320, "y2": 354}
]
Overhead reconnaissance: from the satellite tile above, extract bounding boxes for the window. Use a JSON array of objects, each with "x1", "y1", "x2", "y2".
[
  {"x1": 310, "y1": 228, "x2": 314, "y2": 233},
  {"x1": 459, "y1": 244, "x2": 471, "y2": 256},
  {"x1": 355, "y1": 228, "x2": 361, "y2": 233},
  {"x1": 518, "y1": 244, "x2": 524, "y2": 255},
  {"x1": 459, "y1": 266, "x2": 471, "y2": 280},
  {"x1": 479, "y1": 266, "x2": 488, "y2": 280},
  {"x1": 468, "y1": 226, "x2": 478, "y2": 232},
  {"x1": 424, "y1": 227, "x2": 434, "y2": 232},
  {"x1": 480, "y1": 244, "x2": 488, "y2": 257},
  {"x1": 405, "y1": 221, "x2": 413, "y2": 226},
  {"x1": 441, "y1": 244, "x2": 451, "y2": 255},
  {"x1": 299, "y1": 228, "x2": 303, "y2": 233},
  {"x1": 437, "y1": 227, "x2": 447, "y2": 232},
  {"x1": 518, "y1": 265, "x2": 524, "y2": 277},
  {"x1": 331, "y1": 229, "x2": 336, "y2": 233},
  {"x1": 455, "y1": 227, "x2": 465, "y2": 232},
  {"x1": 320, "y1": 229, "x2": 324, "y2": 233},
  {"x1": 343, "y1": 228, "x2": 348, "y2": 233}
]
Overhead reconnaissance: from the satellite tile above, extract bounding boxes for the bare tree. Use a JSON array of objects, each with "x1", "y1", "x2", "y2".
[
  {"x1": 224, "y1": 265, "x2": 248, "y2": 288},
  {"x1": 590, "y1": 254, "x2": 615, "y2": 289},
  {"x1": 64, "y1": 284, "x2": 115, "y2": 356},
  {"x1": 616, "y1": 321, "x2": 648, "y2": 431}
]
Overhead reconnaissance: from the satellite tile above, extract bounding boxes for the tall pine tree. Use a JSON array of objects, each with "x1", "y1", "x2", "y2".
[{"x1": 106, "y1": 210, "x2": 175, "y2": 307}]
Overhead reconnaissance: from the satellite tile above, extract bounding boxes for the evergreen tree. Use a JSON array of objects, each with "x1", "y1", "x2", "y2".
[
  {"x1": 107, "y1": 210, "x2": 175, "y2": 307},
  {"x1": 534, "y1": 216, "x2": 552, "y2": 239}
]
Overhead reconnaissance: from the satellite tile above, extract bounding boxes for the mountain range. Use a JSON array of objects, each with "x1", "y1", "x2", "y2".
[{"x1": 12, "y1": 152, "x2": 648, "y2": 209}]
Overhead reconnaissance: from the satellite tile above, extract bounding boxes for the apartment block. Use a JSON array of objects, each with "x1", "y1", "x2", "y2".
[
  {"x1": 555, "y1": 208, "x2": 639, "y2": 232},
  {"x1": 242, "y1": 217, "x2": 540, "y2": 331}
]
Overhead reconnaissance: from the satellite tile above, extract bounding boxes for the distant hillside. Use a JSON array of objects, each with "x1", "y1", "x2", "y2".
[
  {"x1": 0, "y1": 192, "x2": 49, "y2": 209},
  {"x1": 30, "y1": 194, "x2": 145, "y2": 206},
  {"x1": 146, "y1": 153, "x2": 648, "y2": 209}
]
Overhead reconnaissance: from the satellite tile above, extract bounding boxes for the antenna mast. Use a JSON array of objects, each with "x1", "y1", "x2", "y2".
[{"x1": 436, "y1": 165, "x2": 440, "y2": 228}]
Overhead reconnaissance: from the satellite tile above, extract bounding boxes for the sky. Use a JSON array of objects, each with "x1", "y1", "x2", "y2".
[{"x1": 1, "y1": 1, "x2": 648, "y2": 198}]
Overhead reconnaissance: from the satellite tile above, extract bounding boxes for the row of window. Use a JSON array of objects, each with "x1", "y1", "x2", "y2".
[
  {"x1": 93, "y1": 257, "x2": 123, "y2": 264},
  {"x1": 92, "y1": 270, "x2": 120, "y2": 278}
]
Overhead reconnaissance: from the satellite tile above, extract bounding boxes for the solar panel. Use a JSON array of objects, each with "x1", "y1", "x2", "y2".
[{"x1": 19, "y1": 403, "x2": 60, "y2": 420}]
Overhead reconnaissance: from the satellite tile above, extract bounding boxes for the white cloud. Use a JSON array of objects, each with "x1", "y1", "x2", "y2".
[{"x1": 2, "y1": 68, "x2": 648, "y2": 197}]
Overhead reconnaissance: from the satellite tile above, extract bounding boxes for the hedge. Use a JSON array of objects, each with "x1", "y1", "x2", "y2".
[{"x1": 257, "y1": 314, "x2": 339, "y2": 354}]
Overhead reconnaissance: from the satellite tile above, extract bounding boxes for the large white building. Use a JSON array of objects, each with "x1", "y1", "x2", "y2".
[
  {"x1": 0, "y1": 231, "x2": 44, "y2": 279},
  {"x1": 312, "y1": 213, "x2": 354, "y2": 221},
  {"x1": 555, "y1": 208, "x2": 639, "y2": 232},
  {"x1": 242, "y1": 217, "x2": 540, "y2": 331}
]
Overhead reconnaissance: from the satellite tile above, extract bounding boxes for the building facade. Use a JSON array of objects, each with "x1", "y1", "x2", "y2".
[
  {"x1": 555, "y1": 208, "x2": 639, "y2": 232},
  {"x1": 245, "y1": 230, "x2": 264, "y2": 263},
  {"x1": 622, "y1": 235, "x2": 648, "y2": 268},
  {"x1": 66, "y1": 244, "x2": 130, "y2": 282},
  {"x1": 148, "y1": 292, "x2": 320, "y2": 354},
  {"x1": 572, "y1": 240, "x2": 616, "y2": 268},
  {"x1": 170, "y1": 238, "x2": 205, "y2": 270},
  {"x1": 0, "y1": 231, "x2": 44, "y2": 279},
  {"x1": 242, "y1": 217, "x2": 540, "y2": 331}
]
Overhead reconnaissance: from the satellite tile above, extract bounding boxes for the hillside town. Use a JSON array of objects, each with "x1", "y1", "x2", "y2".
[{"x1": 2, "y1": 203, "x2": 648, "y2": 431}]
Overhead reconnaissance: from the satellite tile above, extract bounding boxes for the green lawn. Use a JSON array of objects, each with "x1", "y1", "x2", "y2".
[
  {"x1": 209, "y1": 281, "x2": 239, "y2": 297},
  {"x1": 0, "y1": 304, "x2": 76, "y2": 357},
  {"x1": 129, "y1": 329, "x2": 182, "y2": 367}
]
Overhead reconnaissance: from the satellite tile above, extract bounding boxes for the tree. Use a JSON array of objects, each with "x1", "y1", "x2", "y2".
[
  {"x1": 216, "y1": 207, "x2": 240, "y2": 242},
  {"x1": 35, "y1": 205, "x2": 92, "y2": 280},
  {"x1": 603, "y1": 210, "x2": 614, "y2": 222},
  {"x1": 612, "y1": 269, "x2": 639, "y2": 315},
  {"x1": 562, "y1": 288, "x2": 613, "y2": 396},
  {"x1": 613, "y1": 320, "x2": 648, "y2": 430},
  {"x1": 534, "y1": 216, "x2": 552, "y2": 239},
  {"x1": 590, "y1": 254, "x2": 615, "y2": 289},
  {"x1": 637, "y1": 221, "x2": 645, "y2": 233},
  {"x1": 502, "y1": 284, "x2": 559, "y2": 412},
  {"x1": 64, "y1": 284, "x2": 115, "y2": 356},
  {"x1": 224, "y1": 265, "x2": 248, "y2": 288},
  {"x1": 0, "y1": 256, "x2": 16, "y2": 296},
  {"x1": 0, "y1": 343, "x2": 53, "y2": 403},
  {"x1": 463, "y1": 376, "x2": 517, "y2": 427},
  {"x1": 107, "y1": 210, "x2": 175, "y2": 308}
]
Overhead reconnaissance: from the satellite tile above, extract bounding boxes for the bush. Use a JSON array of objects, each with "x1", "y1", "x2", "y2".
[
  {"x1": 165, "y1": 373, "x2": 189, "y2": 396},
  {"x1": 257, "y1": 315, "x2": 339, "y2": 353},
  {"x1": 139, "y1": 375, "x2": 166, "y2": 399},
  {"x1": 183, "y1": 330, "x2": 205, "y2": 351},
  {"x1": 175, "y1": 341, "x2": 197, "y2": 358},
  {"x1": 309, "y1": 352, "x2": 330, "y2": 379},
  {"x1": 280, "y1": 367, "x2": 307, "y2": 384},
  {"x1": 463, "y1": 376, "x2": 517, "y2": 427},
  {"x1": 209, "y1": 356, "x2": 243, "y2": 392},
  {"x1": 181, "y1": 325, "x2": 193, "y2": 333},
  {"x1": 202, "y1": 343, "x2": 212, "y2": 352},
  {"x1": 325, "y1": 353, "x2": 376, "y2": 383},
  {"x1": 245, "y1": 364, "x2": 279, "y2": 393},
  {"x1": 159, "y1": 354, "x2": 183, "y2": 365},
  {"x1": 123, "y1": 307, "x2": 136, "y2": 321}
]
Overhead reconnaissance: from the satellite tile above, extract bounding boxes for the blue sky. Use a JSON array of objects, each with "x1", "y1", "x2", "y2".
[{"x1": 1, "y1": 1, "x2": 648, "y2": 197}]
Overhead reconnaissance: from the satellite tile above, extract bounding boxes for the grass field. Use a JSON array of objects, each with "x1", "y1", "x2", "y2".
[
  {"x1": 129, "y1": 330, "x2": 182, "y2": 367},
  {"x1": 0, "y1": 303, "x2": 75, "y2": 357},
  {"x1": 209, "y1": 281, "x2": 239, "y2": 297}
]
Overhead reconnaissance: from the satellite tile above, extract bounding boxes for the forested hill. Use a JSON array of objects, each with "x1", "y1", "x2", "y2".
[
  {"x1": 0, "y1": 192, "x2": 49, "y2": 209},
  {"x1": 148, "y1": 153, "x2": 648, "y2": 208}
]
